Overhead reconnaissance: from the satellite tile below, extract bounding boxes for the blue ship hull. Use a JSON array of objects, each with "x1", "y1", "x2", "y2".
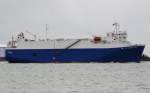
[{"x1": 6, "y1": 45, "x2": 145, "y2": 63}]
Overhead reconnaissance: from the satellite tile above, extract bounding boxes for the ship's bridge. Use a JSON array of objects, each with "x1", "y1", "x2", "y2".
[{"x1": 104, "y1": 23, "x2": 128, "y2": 43}]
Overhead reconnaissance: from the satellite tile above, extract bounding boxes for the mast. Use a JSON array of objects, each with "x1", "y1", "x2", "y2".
[
  {"x1": 11, "y1": 35, "x2": 15, "y2": 48},
  {"x1": 45, "y1": 24, "x2": 48, "y2": 40},
  {"x1": 12, "y1": 36, "x2": 14, "y2": 47},
  {"x1": 113, "y1": 22, "x2": 120, "y2": 34}
]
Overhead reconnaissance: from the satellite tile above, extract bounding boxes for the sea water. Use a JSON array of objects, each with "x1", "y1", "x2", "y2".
[{"x1": 0, "y1": 61, "x2": 150, "y2": 93}]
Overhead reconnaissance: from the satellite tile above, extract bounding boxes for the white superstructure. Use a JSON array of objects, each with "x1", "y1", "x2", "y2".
[{"x1": 7, "y1": 23, "x2": 131, "y2": 49}]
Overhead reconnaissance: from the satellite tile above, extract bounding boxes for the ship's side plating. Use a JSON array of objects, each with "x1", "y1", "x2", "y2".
[
  {"x1": 6, "y1": 45, "x2": 144, "y2": 63},
  {"x1": 5, "y1": 23, "x2": 145, "y2": 63}
]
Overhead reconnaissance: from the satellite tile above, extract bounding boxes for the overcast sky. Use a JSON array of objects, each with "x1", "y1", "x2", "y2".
[{"x1": 0, "y1": 0, "x2": 150, "y2": 55}]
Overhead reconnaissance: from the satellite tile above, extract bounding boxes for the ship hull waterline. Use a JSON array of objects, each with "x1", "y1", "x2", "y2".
[{"x1": 5, "y1": 45, "x2": 145, "y2": 63}]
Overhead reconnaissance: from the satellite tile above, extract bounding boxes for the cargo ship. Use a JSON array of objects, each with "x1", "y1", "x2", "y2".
[{"x1": 5, "y1": 23, "x2": 145, "y2": 63}]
